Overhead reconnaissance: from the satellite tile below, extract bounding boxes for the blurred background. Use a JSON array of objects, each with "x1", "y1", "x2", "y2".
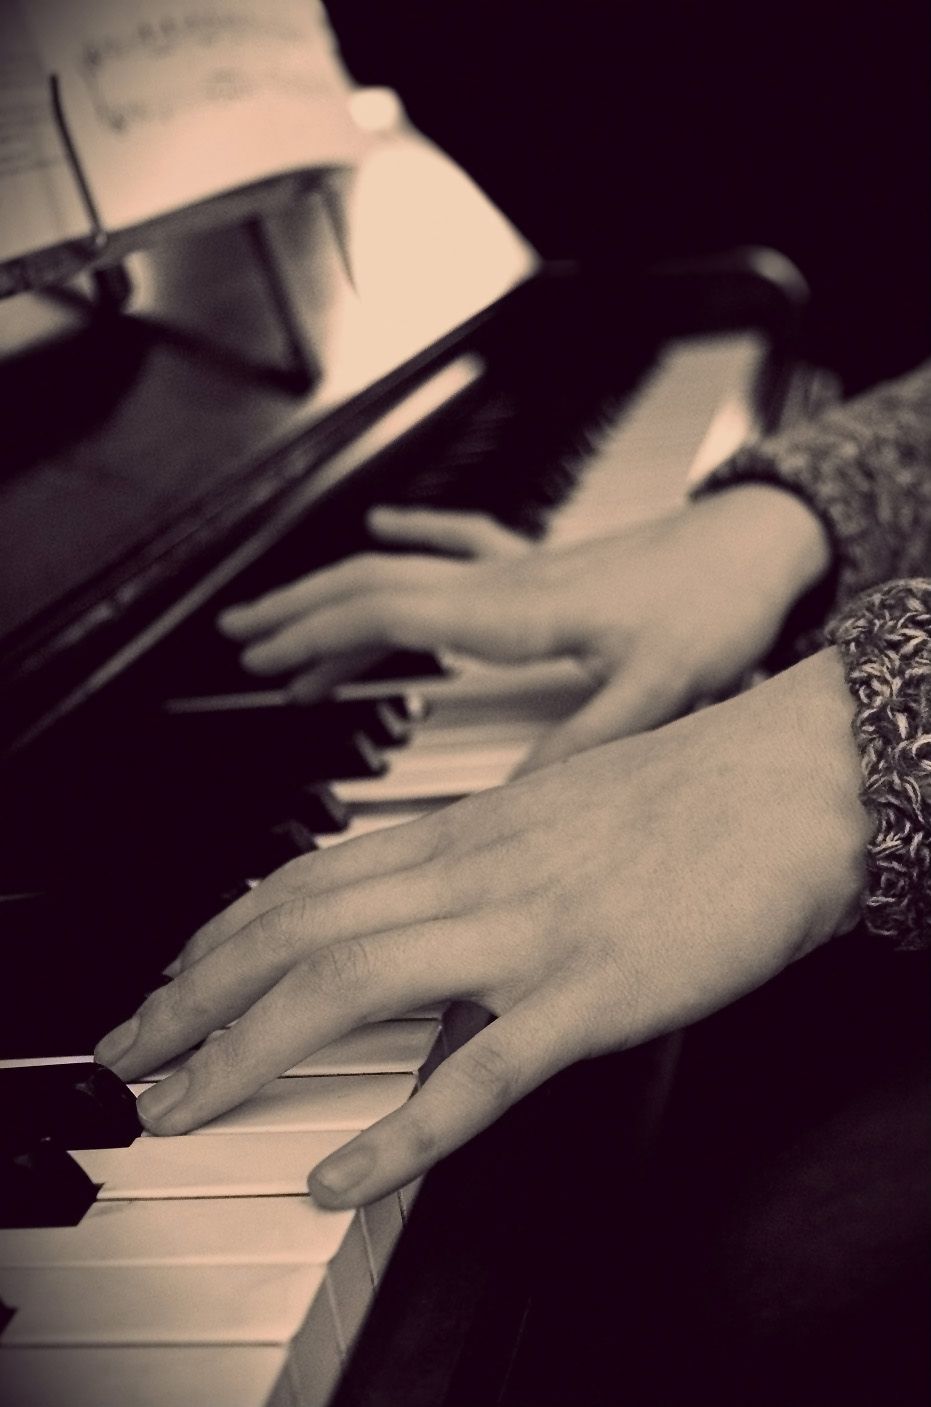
[{"x1": 326, "y1": 0, "x2": 930, "y2": 391}]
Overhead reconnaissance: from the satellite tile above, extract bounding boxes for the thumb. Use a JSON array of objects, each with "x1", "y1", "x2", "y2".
[
  {"x1": 515, "y1": 664, "x2": 692, "y2": 773},
  {"x1": 367, "y1": 506, "x2": 532, "y2": 560}
]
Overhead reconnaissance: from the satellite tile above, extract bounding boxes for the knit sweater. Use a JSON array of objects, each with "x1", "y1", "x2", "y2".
[{"x1": 695, "y1": 364, "x2": 931, "y2": 950}]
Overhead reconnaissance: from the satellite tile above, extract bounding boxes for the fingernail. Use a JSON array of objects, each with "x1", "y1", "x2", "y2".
[
  {"x1": 137, "y1": 1070, "x2": 190, "y2": 1127},
  {"x1": 95, "y1": 1016, "x2": 139, "y2": 1068},
  {"x1": 310, "y1": 1144, "x2": 375, "y2": 1200}
]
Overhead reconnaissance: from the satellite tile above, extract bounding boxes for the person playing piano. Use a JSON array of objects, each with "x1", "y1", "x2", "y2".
[{"x1": 95, "y1": 361, "x2": 930, "y2": 1213}]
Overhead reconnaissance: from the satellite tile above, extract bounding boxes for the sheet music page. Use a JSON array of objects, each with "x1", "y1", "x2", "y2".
[
  {"x1": 25, "y1": 0, "x2": 368, "y2": 233},
  {"x1": 0, "y1": 3, "x2": 92, "y2": 263}
]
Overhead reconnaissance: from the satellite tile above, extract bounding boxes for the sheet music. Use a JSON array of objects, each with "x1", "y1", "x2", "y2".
[
  {"x1": 0, "y1": 3, "x2": 91, "y2": 262},
  {"x1": 23, "y1": 0, "x2": 367, "y2": 234}
]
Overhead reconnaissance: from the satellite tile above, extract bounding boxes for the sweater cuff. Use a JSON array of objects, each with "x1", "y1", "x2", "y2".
[
  {"x1": 826, "y1": 580, "x2": 931, "y2": 951},
  {"x1": 690, "y1": 363, "x2": 931, "y2": 617}
]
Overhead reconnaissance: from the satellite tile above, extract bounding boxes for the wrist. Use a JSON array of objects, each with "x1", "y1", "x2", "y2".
[
  {"x1": 761, "y1": 647, "x2": 870, "y2": 952},
  {"x1": 694, "y1": 484, "x2": 832, "y2": 613}
]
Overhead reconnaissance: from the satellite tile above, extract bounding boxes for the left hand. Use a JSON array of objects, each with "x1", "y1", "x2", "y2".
[{"x1": 95, "y1": 649, "x2": 868, "y2": 1208}]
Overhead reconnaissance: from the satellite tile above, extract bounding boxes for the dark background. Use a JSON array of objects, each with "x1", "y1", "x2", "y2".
[{"x1": 326, "y1": 0, "x2": 929, "y2": 391}]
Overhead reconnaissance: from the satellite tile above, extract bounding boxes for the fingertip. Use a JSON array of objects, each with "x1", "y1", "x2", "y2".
[
  {"x1": 365, "y1": 504, "x2": 406, "y2": 532},
  {"x1": 308, "y1": 1142, "x2": 377, "y2": 1207},
  {"x1": 94, "y1": 1015, "x2": 140, "y2": 1072},
  {"x1": 307, "y1": 1174, "x2": 355, "y2": 1209},
  {"x1": 239, "y1": 645, "x2": 278, "y2": 675},
  {"x1": 216, "y1": 606, "x2": 254, "y2": 638},
  {"x1": 135, "y1": 1069, "x2": 192, "y2": 1133}
]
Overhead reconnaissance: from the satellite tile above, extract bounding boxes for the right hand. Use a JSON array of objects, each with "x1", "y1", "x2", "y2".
[
  {"x1": 98, "y1": 648, "x2": 867, "y2": 1207},
  {"x1": 218, "y1": 487, "x2": 830, "y2": 768}
]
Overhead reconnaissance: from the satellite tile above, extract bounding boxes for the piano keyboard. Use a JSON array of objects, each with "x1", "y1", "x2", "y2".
[{"x1": 0, "y1": 331, "x2": 772, "y2": 1407}]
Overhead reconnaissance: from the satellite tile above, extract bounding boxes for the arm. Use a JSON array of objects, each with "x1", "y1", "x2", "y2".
[
  {"x1": 217, "y1": 366, "x2": 931, "y2": 767},
  {"x1": 94, "y1": 641, "x2": 876, "y2": 1206},
  {"x1": 693, "y1": 362, "x2": 931, "y2": 609}
]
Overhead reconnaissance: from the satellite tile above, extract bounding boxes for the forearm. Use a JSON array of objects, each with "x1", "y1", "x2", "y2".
[{"x1": 693, "y1": 362, "x2": 931, "y2": 608}]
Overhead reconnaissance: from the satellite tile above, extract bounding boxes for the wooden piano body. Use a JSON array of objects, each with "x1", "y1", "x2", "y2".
[{"x1": 0, "y1": 111, "x2": 808, "y2": 1406}]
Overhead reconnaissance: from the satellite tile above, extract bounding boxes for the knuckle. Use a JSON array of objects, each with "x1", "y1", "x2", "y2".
[
  {"x1": 452, "y1": 1039, "x2": 515, "y2": 1108},
  {"x1": 301, "y1": 937, "x2": 374, "y2": 1002},
  {"x1": 254, "y1": 893, "x2": 315, "y2": 959},
  {"x1": 140, "y1": 975, "x2": 209, "y2": 1034},
  {"x1": 398, "y1": 1107, "x2": 441, "y2": 1165}
]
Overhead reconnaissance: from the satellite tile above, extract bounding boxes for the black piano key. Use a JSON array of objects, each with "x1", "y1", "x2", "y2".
[
  {"x1": 0, "y1": 1063, "x2": 141, "y2": 1152},
  {"x1": 339, "y1": 700, "x2": 413, "y2": 747},
  {"x1": 291, "y1": 785, "x2": 350, "y2": 834},
  {"x1": 0, "y1": 1139, "x2": 99, "y2": 1229},
  {"x1": 247, "y1": 819, "x2": 318, "y2": 877},
  {"x1": 162, "y1": 699, "x2": 388, "y2": 779},
  {"x1": 378, "y1": 692, "x2": 431, "y2": 724},
  {"x1": 324, "y1": 729, "x2": 387, "y2": 780}
]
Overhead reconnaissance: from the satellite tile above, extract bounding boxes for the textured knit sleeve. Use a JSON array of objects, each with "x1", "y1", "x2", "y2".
[
  {"x1": 693, "y1": 365, "x2": 931, "y2": 949},
  {"x1": 692, "y1": 362, "x2": 931, "y2": 610},
  {"x1": 826, "y1": 579, "x2": 931, "y2": 951}
]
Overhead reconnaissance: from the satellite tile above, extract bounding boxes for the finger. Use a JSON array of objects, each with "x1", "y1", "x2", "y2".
[
  {"x1": 95, "y1": 853, "x2": 454, "y2": 1080},
  {"x1": 237, "y1": 585, "x2": 465, "y2": 675},
  {"x1": 176, "y1": 809, "x2": 443, "y2": 972},
  {"x1": 238, "y1": 575, "x2": 552, "y2": 676},
  {"x1": 132, "y1": 917, "x2": 494, "y2": 1136},
  {"x1": 308, "y1": 999, "x2": 571, "y2": 1207},
  {"x1": 217, "y1": 554, "x2": 439, "y2": 641},
  {"x1": 367, "y1": 505, "x2": 533, "y2": 559},
  {"x1": 286, "y1": 649, "x2": 387, "y2": 704},
  {"x1": 515, "y1": 661, "x2": 693, "y2": 772}
]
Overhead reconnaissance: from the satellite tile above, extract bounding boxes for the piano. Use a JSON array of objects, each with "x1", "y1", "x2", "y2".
[{"x1": 0, "y1": 104, "x2": 813, "y2": 1407}]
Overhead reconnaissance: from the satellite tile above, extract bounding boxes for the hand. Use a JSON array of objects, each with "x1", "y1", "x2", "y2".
[
  {"x1": 95, "y1": 649, "x2": 867, "y2": 1209},
  {"x1": 217, "y1": 489, "x2": 831, "y2": 768}
]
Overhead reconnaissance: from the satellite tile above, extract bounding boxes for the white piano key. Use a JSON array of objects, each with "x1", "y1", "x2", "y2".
[
  {"x1": 313, "y1": 806, "x2": 426, "y2": 847},
  {"x1": 370, "y1": 742, "x2": 528, "y2": 777},
  {"x1": 0, "y1": 1197, "x2": 374, "y2": 1361},
  {"x1": 71, "y1": 1129, "x2": 353, "y2": 1198},
  {"x1": 359, "y1": 1192, "x2": 405, "y2": 1283},
  {"x1": 332, "y1": 754, "x2": 518, "y2": 804},
  {"x1": 403, "y1": 719, "x2": 544, "y2": 751},
  {"x1": 0, "y1": 1263, "x2": 343, "y2": 1407},
  {"x1": 128, "y1": 1073, "x2": 415, "y2": 1134},
  {"x1": 0, "y1": 1196, "x2": 357, "y2": 1270},
  {"x1": 0, "y1": 1345, "x2": 297, "y2": 1407},
  {"x1": 0, "y1": 1262, "x2": 328, "y2": 1347},
  {"x1": 284, "y1": 1020, "x2": 442, "y2": 1077}
]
